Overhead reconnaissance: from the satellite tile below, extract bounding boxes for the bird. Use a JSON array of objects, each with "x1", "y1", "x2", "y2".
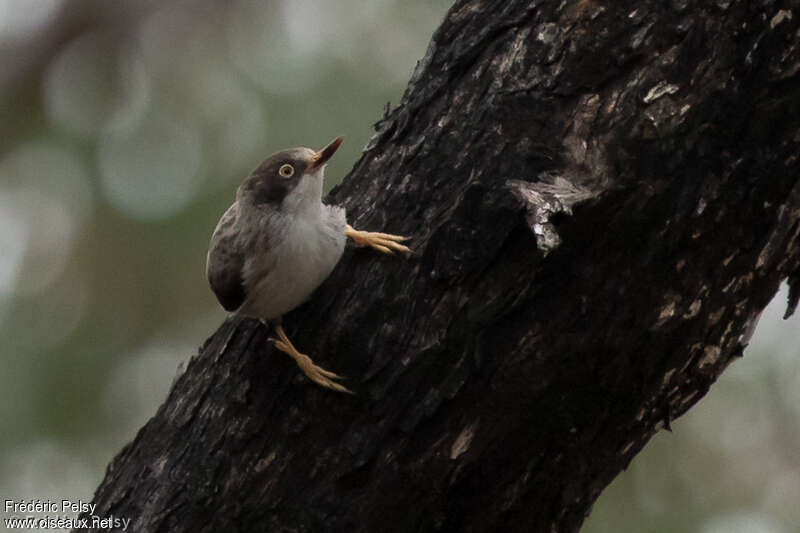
[{"x1": 206, "y1": 137, "x2": 409, "y2": 393}]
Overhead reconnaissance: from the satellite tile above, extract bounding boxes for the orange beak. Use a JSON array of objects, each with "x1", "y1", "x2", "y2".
[{"x1": 309, "y1": 136, "x2": 343, "y2": 171}]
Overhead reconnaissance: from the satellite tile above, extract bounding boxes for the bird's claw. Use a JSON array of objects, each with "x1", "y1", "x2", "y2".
[
  {"x1": 272, "y1": 332, "x2": 352, "y2": 394},
  {"x1": 345, "y1": 225, "x2": 411, "y2": 255}
]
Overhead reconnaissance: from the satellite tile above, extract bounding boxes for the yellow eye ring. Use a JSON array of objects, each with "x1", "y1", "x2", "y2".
[{"x1": 278, "y1": 163, "x2": 295, "y2": 178}]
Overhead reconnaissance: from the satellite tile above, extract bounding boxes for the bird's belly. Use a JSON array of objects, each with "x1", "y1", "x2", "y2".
[{"x1": 241, "y1": 216, "x2": 345, "y2": 320}]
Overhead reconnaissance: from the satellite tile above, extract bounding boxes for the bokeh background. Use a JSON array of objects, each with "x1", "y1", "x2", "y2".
[{"x1": 0, "y1": 1, "x2": 797, "y2": 531}]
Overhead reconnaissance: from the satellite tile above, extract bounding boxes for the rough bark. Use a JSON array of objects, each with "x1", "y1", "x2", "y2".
[{"x1": 82, "y1": 1, "x2": 800, "y2": 532}]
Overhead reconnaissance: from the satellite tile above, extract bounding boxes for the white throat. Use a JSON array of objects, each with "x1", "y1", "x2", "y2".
[{"x1": 282, "y1": 166, "x2": 325, "y2": 220}]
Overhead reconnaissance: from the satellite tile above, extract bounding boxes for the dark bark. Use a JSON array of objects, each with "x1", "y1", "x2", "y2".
[{"x1": 82, "y1": 1, "x2": 800, "y2": 532}]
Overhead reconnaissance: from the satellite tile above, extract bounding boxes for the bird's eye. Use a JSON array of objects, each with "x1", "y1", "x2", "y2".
[{"x1": 278, "y1": 164, "x2": 295, "y2": 178}]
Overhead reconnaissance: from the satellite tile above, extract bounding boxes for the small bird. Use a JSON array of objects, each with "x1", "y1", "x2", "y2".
[{"x1": 206, "y1": 137, "x2": 409, "y2": 393}]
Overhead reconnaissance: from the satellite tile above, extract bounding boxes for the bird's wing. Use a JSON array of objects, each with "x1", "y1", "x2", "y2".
[{"x1": 206, "y1": 202, "x2": 247, "y2": 312}]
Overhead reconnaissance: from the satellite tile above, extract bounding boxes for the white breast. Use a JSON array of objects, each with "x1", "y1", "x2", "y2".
[{"x1": 239, "y1": 204, "x2": 346, "y2": 320}]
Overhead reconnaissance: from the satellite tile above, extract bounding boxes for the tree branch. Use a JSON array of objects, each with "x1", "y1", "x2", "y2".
[{"x1": 82, "y1": 1, "x2": 800, "y2": 531}]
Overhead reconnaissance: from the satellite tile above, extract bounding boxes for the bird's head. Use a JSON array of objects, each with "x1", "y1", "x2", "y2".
[{"x1": 240, "y1": 136, "x2": 343, "y2": 209}]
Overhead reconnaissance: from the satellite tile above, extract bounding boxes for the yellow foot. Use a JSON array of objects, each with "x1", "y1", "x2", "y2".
[
  {"x1": 345, "y1": 224, "x2": 411, "y2": 254},
  {"x1": 273, "y1": 325, "x2": 352, "y2": 394}
]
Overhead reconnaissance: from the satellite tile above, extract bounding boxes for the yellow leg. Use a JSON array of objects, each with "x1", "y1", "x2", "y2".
[
  {"x1": 345, "y1": 224, "x2": 411, "y2": 254},
  {"x1": 273, "y1": 324, "x2": 352, "y2": 394}
]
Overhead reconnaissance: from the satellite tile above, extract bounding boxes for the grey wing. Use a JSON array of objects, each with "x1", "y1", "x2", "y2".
[{"x1": 206, "y1": 203, "x2": 247, "y2": 312}]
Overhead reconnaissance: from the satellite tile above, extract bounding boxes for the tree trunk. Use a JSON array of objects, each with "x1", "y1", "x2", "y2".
[{"x1": 82, "y1": 1, "x2": 800, "y2": 532}]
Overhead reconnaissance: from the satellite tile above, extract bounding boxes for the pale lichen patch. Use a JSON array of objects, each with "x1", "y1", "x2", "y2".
[
  {"x1": 698, "y1": 345, "x2": 721, "y2": 368},
  {"x1": 450, "y1": 421, "x2": 478, "y2": 460},
  {"x1": 620, "y1": 441, "x2": 635, "y2": 455},
  {"x1": 658, "y1": 301, "x2": 676, "y2": 320},
  {"x1": 722, "y1": 252, "x2": 736, "y2": 266},
  {"x1": 643, "y1": 81, "x2": 680, "y2": 103},
  {"x1": 152, "y1": 455, "x2": 168, "y2": 477},
  {"x1": 507, "y1": 177, "x2": 594, "y2": 255},
  {"x1": 683, "y1": 298, "x2": 702, "y2": 319},
  {"x1": 655, "y1": 294, "x2": 680, "y2": 327},
  {"x1": 695, "y1": 197, "x2": 707, "y2": 215},
  {"x1": 737, "y1": 310, "x2": 762, "y2": 346},
  {"x1": 536, "y1": 22, "x2": 560, "y2": 44},
  {"x1": 770, "y1": 10, "x2": 792, "y2": 29},
  {"x1": 255, "y1": 451, "x2": 277, "y2": 473}
]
